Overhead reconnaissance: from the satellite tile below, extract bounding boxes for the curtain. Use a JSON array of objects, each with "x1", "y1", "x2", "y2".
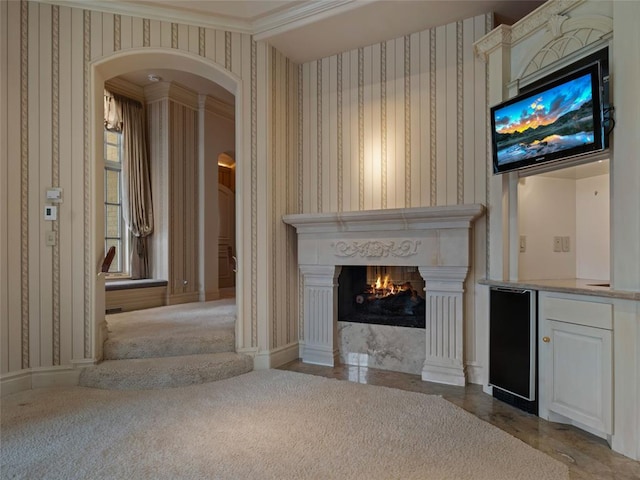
[{"x1": 104, "y1": 90, "x2": 154, "y2": 279}]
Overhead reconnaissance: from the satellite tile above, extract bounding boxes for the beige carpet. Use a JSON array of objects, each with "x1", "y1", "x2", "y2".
[
  {"x1": 79, "y1": 299, "x2": 252, "y2": 390},
  {"x1": 103, "y1": 300, "x2": 237, "y2": 360},
  {"x1": 1, "y1": 370, "x2": 568, "y2": 480}
]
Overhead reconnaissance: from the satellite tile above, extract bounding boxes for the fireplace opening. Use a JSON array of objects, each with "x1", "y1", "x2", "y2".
[{"x1": 338, "y1": 266, "x2": 426, "y2": 328}]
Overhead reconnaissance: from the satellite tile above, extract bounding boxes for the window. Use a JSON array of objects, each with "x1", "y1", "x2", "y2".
[{"x1": 104, "y1": 129, "x2": 129, "y2": 275}]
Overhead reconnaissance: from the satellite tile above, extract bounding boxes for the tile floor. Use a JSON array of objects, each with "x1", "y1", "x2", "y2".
[{"x1": 278, "y1": 360, "x2": 640, "y2": 480}]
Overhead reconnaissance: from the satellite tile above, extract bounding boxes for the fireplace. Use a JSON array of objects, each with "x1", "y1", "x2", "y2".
[
  {"x1": 283, "y1": 205, "x2": 484, "y2": 386},
  {"x1": 338, "y1": 266, "x2": 426, "y2": 328}
]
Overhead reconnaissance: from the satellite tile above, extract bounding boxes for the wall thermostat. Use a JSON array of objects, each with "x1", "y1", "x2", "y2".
[
  {"x1": 46, "y1": 187, "x2": 63, "y2": 203},
  {"x1": 44, "y1": 205, "x2": 57, "y2": 221}
]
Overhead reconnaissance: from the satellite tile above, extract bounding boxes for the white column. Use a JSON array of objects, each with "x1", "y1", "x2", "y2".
[
  {"x1": 419, "y1": 266, "x2": 469, "y2": 386},
  {"x1": 300, "y1": 265, "x2": 341, "y2": 366}
]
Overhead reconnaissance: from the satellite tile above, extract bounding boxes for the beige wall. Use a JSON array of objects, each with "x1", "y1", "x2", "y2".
[
  {"x1": 518, "y1": 176, "x2": 577, "y2": 280},
  {"x1": 0, "y1": 1, "x2": 300, "y2": 375}
]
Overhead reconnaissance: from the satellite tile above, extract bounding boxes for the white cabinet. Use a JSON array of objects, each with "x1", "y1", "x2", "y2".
[{"x1": 539, "y1": 294, "x2": 613, "y2": 439}]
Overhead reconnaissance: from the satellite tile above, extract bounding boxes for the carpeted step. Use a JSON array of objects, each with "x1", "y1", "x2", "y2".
[
  {"x1": 78, "y1": 352, "x2": 253, "y2": 390},
  {"x1": 103, "y1": 325, "x2": 236, "y2": 360}
]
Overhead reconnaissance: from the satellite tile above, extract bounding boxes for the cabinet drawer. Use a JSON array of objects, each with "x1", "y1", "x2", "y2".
[{"x1": 542, "y1": 296, "x2": 612, "y2": 330}]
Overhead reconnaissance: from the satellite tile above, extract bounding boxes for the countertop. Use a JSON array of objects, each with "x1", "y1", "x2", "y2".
[{"x1": 478, "y1": 278, "x2": 640, "y2": 301}]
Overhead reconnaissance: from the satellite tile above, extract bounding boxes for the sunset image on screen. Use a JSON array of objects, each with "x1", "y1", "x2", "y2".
[{"x1": 493, "y1": 72, "x2": 595, "y2": 166}]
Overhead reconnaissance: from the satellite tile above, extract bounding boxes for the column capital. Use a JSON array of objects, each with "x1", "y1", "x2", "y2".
[
  {"x1": 418, "y1": 266, "x2": 469, "y2": 283},
  {"x1": 300, "y1": 264, "x2": 342, "y2": 283}
]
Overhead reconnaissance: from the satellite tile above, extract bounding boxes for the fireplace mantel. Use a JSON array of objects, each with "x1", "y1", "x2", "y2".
[
  {"x1": 283, "y1": 204, "x2": 484, "y2": 232},
  {"x1": 283, "y1": 204, "x2": 485, "y2": 386}
]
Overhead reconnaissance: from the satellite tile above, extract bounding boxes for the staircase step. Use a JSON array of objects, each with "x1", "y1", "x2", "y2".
[
  {"x1": 103, "y1": 325, "x2": 235, "y2": 360},
  {"x1": 79, "y1": 352, "x2": 253, "y2": 390}
]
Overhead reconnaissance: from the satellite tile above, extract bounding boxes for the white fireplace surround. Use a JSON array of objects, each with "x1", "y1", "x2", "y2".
[{"x1": 283, "y1": 204, "x2": 485, "y2": 386}]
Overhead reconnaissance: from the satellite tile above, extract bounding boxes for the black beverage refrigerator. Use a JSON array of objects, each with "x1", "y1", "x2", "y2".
[{"x1": 489, "y1": 287, "x2": 537, "y2": 414}]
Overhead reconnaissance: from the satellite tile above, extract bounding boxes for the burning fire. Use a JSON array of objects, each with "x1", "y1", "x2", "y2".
[{"x1": 368, "y1": 275, "x2": 405, "y2": 297}]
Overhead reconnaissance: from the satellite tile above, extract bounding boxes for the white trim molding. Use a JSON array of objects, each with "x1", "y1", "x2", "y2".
[
  {"x1": 252, "y1": 342, "x2": 300, "y2": 370},
  {"x1": 36, "y1": 0, "x2": 365, "y2": 40},
  {"x1": 1, "y1": 367, "x2": 81, "y2": 397}
]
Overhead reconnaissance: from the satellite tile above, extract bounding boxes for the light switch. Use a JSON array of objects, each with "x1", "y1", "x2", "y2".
[
  {"x1": 519, "y1": 235, "x2": 526, "y2": 253},
  {"x1": 553, "y1": 236, "x2": 562, "y2": 252},
  {"x1": 46, "y1": 231, "x2": 56, "y2": 246},
  {"x1": 562, "y1": 236, "x2": 570, "y2": 252}
]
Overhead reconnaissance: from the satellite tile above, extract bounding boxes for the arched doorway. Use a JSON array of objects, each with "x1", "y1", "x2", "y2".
[{"x1": 91, "y1": 48, "x2": 247, "y2": 357}]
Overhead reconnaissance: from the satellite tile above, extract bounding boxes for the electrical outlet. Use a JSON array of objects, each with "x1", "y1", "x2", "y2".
[
  {"x1": 562, "y1": 236, "x2": 570, "y2": 252},
  {"x1": 519, "y1": 235, "x2": 526, "y2": 253},
  {"x1": 553, "y1": 236, "x2": 562, "y2": 252}
]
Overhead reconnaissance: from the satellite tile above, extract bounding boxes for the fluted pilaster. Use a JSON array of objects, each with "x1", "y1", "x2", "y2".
[
  {"x1": 419, "y1": 266, "x2": 468, "y2": 386},
  {"x1": 300, "y1": 265, "x2": 342, "y2": 366}
]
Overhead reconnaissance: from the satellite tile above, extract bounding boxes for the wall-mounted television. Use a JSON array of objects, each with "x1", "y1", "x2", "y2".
[{"x1": 491, "y1": 62, "x2": 605, "y2": 175}]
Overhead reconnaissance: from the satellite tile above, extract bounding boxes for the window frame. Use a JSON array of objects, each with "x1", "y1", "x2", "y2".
[{"x1": 103, "y1": 129, "x2": 129, "y2": 277}]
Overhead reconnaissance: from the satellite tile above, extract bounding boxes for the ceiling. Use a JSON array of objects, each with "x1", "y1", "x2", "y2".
[
  {"x1": 69, "y1": 0, "x2": 545, "y2": 63},
  {"x1": 538, "y1": 158, "x2": 610, "y2": 180},
  {"x1": 94, "y1": 0, "x2": 544, "y2": 100}
]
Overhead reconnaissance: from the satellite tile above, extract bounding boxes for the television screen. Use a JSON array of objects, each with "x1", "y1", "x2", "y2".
[{"x1": 491, "y1": 62, "x2": 603, "y2": 174}]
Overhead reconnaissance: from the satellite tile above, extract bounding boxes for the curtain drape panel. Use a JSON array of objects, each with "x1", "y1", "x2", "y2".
[{"x1": 104, "y1": 91, "x2": 154, "y2": 279}]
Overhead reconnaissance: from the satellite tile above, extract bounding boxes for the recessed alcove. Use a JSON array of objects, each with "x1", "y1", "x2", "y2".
[{"x1": 517, "y1": 159, "x2": 610, "y2": 282}]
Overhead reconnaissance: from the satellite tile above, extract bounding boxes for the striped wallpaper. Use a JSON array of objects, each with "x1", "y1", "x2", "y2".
[{"x1": 299, "y1": 14, "x2": 490, "y2": 214}]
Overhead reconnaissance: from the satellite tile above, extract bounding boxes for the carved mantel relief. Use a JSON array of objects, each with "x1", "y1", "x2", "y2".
[{"x1": 332, "y1": 240, "x2": 421, "y2": 258}]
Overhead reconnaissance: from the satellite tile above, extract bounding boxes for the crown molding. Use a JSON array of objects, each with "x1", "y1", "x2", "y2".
[
  {"x1": 37, "y1": 0, "x2": 254, "y2": 33},
  {"x1": 474, "y1": 0, "x2": 584, "y2": 60},
  {"x1": 199, "y1": 94, "x2": 235, "y2": 121},
  {"x1": 510, "y1": 0, "x2": 583, "y2": 44},
  {"x1": 35, "y1": 0, "x2": 364, "y2": 41},
  {"x1": 253, "y1": 0, "x2": 366, "y2": 41},
  {"x1": 144, "y1": 81, "x2": 199, "y2": 109},
  {"x1": 104, "y1": 77, "x2": 145, "y2": 103}
]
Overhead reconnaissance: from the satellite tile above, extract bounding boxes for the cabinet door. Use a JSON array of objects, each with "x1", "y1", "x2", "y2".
[{"x1": 540, "y1": 319, "x2": 612, "y2": 435}]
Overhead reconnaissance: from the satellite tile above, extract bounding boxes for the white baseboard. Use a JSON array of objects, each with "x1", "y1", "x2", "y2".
[
  {"x1": 1, "y1": 366, "x2": 81, "y2": 397},
  {"x1": 32, "y1": 367, "x2": 81, "y2": 389},
  {"x1": 465, "y1": 363, "x2": 484, "y2": 385},
  {"x1": 269, "y1": 342, "x2": 299, "y2": 368},
  {"x1": 253, "y1": 342, "x2": 299, "y2": 370},
  {"x1": 0, "y1": 371, "x2": 32, "y2": 397}
]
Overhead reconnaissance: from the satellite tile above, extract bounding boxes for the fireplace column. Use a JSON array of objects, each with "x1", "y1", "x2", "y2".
[
  {"x1": 419, "y1": 266, "x2": 469, "y2": 386},
  {"x1": 299, "y1": 265, "x2": 342, "y2": 366}
]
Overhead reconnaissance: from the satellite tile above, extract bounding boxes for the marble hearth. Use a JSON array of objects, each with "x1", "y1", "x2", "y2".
[
  {"x1": 283, "y1": 205, "x2": 484, "y2": 386},
  {"x1": 338, "y1": 321, "x2": 426, "y2": 375}
]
